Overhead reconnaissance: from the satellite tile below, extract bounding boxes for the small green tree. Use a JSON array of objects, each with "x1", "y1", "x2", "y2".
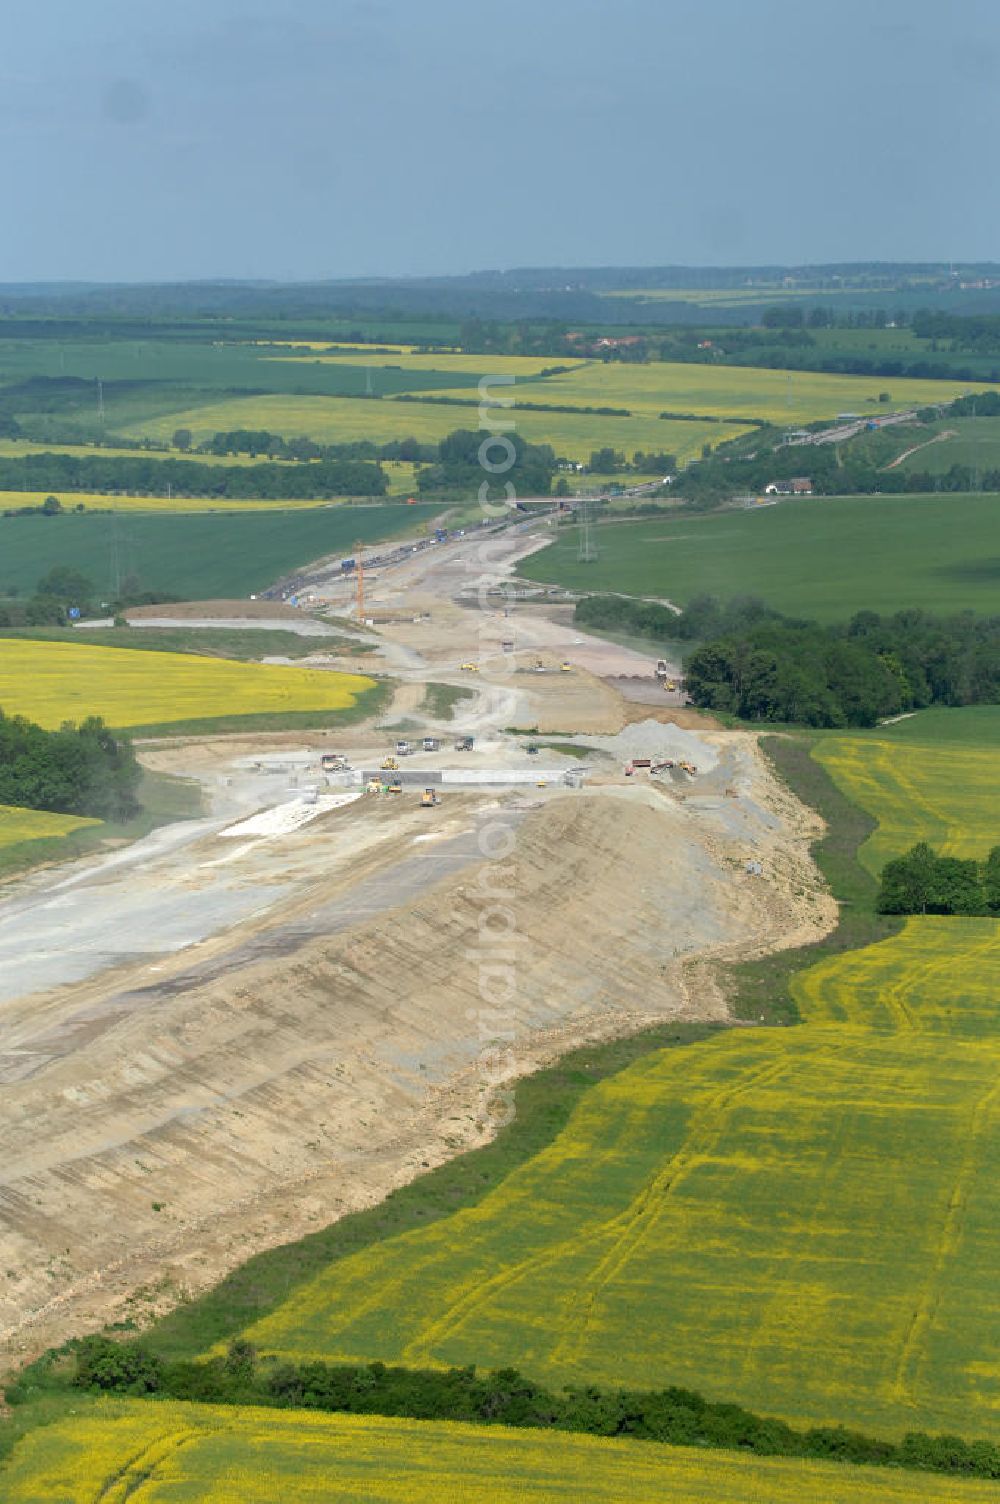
[
  {"x1": 984, "y1": 847, "x2": 1000, "y2": 915},
  {"x1": 36, "y1": 565, "x2": 96, "y2": 605},
  {"x1": 877, "y1": 842, "x2": 939, "y2": 914}
]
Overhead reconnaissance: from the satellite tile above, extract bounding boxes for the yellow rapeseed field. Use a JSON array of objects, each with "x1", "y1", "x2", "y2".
[
  {"x1": 3, "y1": 1399, "x2": 996, "y2": 1502},
  {"x1": 138, "y1": 395, "x2": 740, "y2": 464},
  {"x1": 415, "y1": 359, "x2": 1000, "y2": 423},
  {"x1": 381, "y1": 458, "x2": 419, "y2": 495},
  {"x1": 241, "y1": 718, "x2": 1000, "y2": 1443},
  {"x1": 813, "y1": 735, "x2": 1000, "y2": 873},
  {"x1": 0, "y1": 803, "x2": 100, "y2": 849},
  {"x1": 0, "y1": 640, "x2": 374, "y2": 730}
]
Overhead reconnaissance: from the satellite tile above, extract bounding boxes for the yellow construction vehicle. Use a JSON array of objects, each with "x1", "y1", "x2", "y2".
[
  {"x1": 560, "y1": 661, "x2": 572, "y2": 672},
  {"x1": 380, "y1": 756, "x2": 399, "y2": 771},
  {"x1": 460, "y1": 661, "x2": 479, "y2": 672},
  {"x1": 420, "y1": 788, "x2": 439, "y2": 808},
  {"x1": 387, "y1": 780, "x2": 403, "y2": 795}
]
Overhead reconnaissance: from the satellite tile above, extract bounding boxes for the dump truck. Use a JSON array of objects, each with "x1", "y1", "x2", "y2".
[
  {"x1": 320, "y1": 752, "x2": 347, "y2": 772},
  {"x1": 455, "y1": 735, "x2": 474, "y2": 752},
  {"x1": 422, "y1": 736, "x2": 440, "y2": 752},
  {"x1": 655, "y1": 658, "x2": 669, "y2": 681},
  {"x1": 395, "y1": 739, "x2": 411, "y2": 756},
  {"x1": 420, "y1": 788, "x2": 439, "y2": 808}
]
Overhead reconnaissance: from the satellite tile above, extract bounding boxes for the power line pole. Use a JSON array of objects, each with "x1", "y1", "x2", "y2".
[
  {"x1": 109, "y1": 512, "x2": 121, "y2": 600},
  {"x1": 578, "y1": 499, "x2": 597, "y2": 562},
  {"x1": 97, "y1": 378, "x2": 105, "y2": 426}
]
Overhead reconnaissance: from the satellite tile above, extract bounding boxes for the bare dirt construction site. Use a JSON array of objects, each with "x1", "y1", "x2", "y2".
[{"x1": 0, "y1": 519, "x2": 837, "y2": 1370}]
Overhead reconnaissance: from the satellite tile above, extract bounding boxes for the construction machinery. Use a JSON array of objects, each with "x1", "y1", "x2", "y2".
[
  {"x1": 460, "y1": 661, "x2": 479, "y2": 672},
  {"x1": 320, "y1": 752, "x2": 348, "y2": 772},
  {"x1": 454, "y1": 735, "x2": 474, "y2": 752},
  {"x1": 420, "y1": 788, "x2": 439, "y2": 808},
  {"x1": 655, "y1": 658, "x2": 669, "y2": 681},
  {"x1": 665, "y1": 678, "x2": 678, "y2": 693},
  {"x1": 422, "y1": 736, "x2": 440, "y2": 752},
  {"x1": 380, "y1": 756, "x2": 399, "y2": 771},
  {"x1": 387, "y1": 780, "x2": 403, "y2": 795},
  {"x1": 394, "y1": 739, "x2": 411, "y2": 756},
  {"x1": 560, "y1": 661, "x2": 572, "y2": 672}
]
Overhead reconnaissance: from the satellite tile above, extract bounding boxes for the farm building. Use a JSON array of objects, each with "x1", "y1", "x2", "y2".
[{"x1": 764, "y1": 477, "x2": 814, "y2": 496}]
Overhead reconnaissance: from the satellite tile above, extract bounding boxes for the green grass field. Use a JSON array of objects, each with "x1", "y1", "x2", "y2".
[
  {"x1": 236, "y1": 714, "x2": 1000, "y2": 1443},
  {"x1": 1, "y1": 623, "x2": 361, "y2": 661},
  {"x1": 518, "y1": 493, "x2": 1000, "y2": 618},
  {"x1": 0, "y1": 337, "x2": 483, "y2": 401},
  {"x1": 893, "y1": 415, "x2": 1000, "y2": 475},
  {"x1": 6, "y1": 1400, "x2": 991, "y2": 1504},
  {"x1": 0, "y1": 503, "x2": 439, "y2": 600}
]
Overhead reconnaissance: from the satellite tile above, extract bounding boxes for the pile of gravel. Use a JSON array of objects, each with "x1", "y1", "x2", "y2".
[{"x1": 582, "y1": 719, "x2": 719, "y2": 771}]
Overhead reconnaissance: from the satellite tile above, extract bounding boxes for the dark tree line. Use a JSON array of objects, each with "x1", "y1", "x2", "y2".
[
  {"x1": 575, "y1": 596, "x2": 1000, "y2": 728},
  {"x1": 415, "y1": 428, "x2": 556, "y2": 495},
  {"x1": 0, "y1": 709, "x2": 141, "y2": 821},
  {"x1": 196, "y1": 428, "x2": 438, "y2": 464},
  {"x1": 912, "y1": 311, "x2": 1000, "y2": 354},
  {"x1": 0, "y1": 451, "x2": 388, "y2": 501},
  {"x1": 60, "y1": 1335, "x2": 1000, "y2": 1483},
  {"x1": 877, "y1": 843, "x2": 1000, "y2": 916}
]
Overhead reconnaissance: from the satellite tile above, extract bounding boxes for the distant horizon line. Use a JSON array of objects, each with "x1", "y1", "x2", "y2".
[{"x1": 3, "y1": 259, "x2": 1000, "y2": 293}]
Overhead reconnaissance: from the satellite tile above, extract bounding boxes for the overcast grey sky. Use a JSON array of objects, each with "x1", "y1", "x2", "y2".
[{"x1": 4, "y1": 0, "x2": 999, "y2": 282}]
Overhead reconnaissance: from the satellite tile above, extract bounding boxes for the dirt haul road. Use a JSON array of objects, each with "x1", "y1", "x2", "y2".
[{"x1": 0, "y1": 518, "x2": 835, "y2": 1368}]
